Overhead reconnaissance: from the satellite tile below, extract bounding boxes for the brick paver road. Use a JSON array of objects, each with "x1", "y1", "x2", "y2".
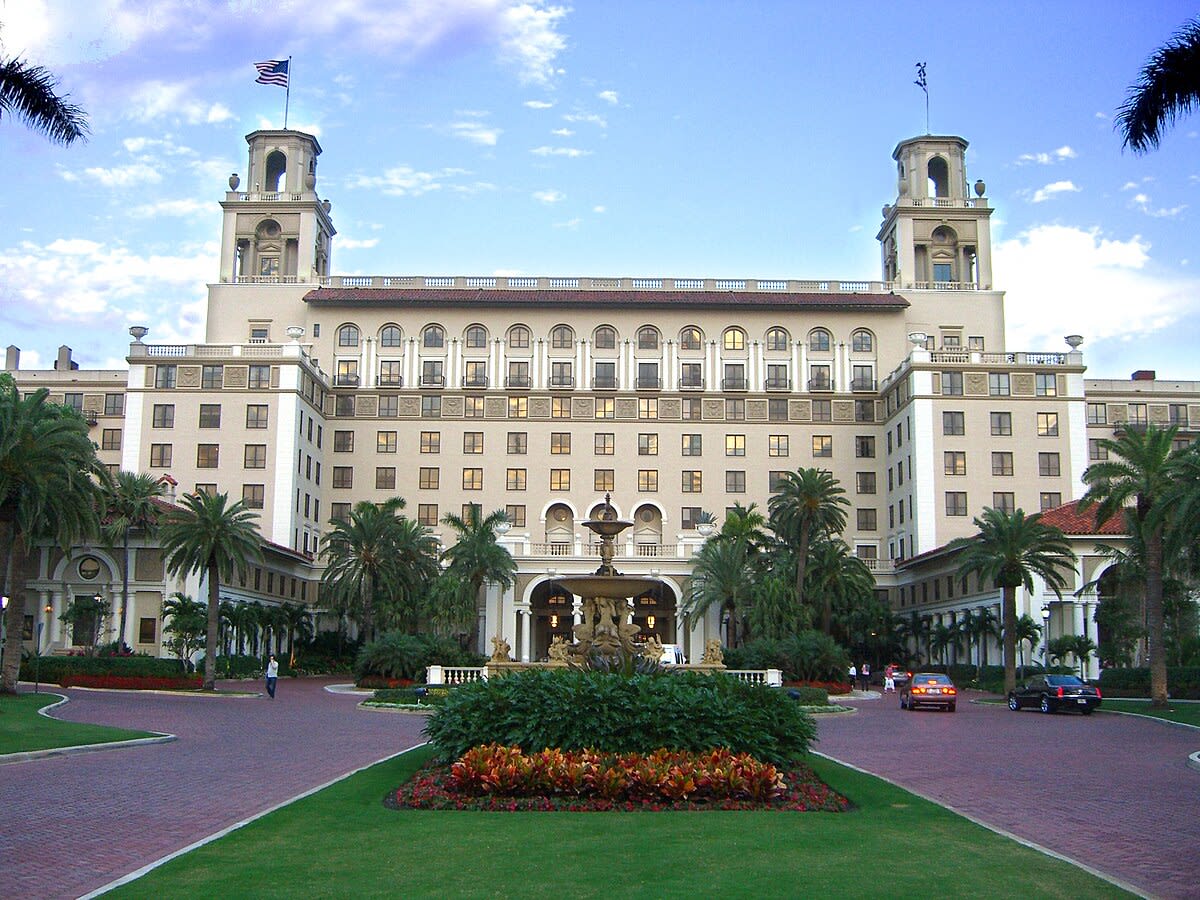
[
  {"x1": 0, "y1": 679, "x2": 427, "y2": 899},
  {"x1": 817, "y1": 693, "x2": 1200, "y2": 899}
]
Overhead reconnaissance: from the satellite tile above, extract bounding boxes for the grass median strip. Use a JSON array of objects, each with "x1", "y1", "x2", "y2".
[
  {"x1": 107, "y1": 746, "x2": 1131, "y2": 899},
  {"x1": 0, "y1": 693, "x2": 155, "y2": 756},
  {"x1": 1099, "y1": 698, "x2": 1200, "y2": 727}
]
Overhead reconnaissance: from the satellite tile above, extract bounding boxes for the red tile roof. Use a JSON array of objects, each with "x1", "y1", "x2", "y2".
[
  {"x1": 1036, "y1": 500, "x2": 1127, "y2": 536},
  {"x1": 302, "y1": 287, "x2": 909, "y2": 311}
]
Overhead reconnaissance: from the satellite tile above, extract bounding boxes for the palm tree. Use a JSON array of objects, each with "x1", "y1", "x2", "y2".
[
  {"x1": 767, "y1": 467, "x2": 849, "y2": 631},
  {"x1": 320, "y1": 498, "x2": 416, "y2": 641},
  {"x1": 1081, "y1": 425, "x2": 1187, "y2": 708},
  {"x1": 101, "y1": 472, "x2": 165, "y2": 651},
  {"x1": 685, "y1": 536, "x2": 757, "y2": 646},
  {"x1": 895, "y1": 611, "x2": 930, "y2": 666},
  {"x1": 0, "y1": 56, "x2": 88, "y2": 145},
  {"x1": 386, "y1": 516, "x2": 440, "y2": 633},
  {"x1": 161, "y1": 592, "x2": 206, "y2": 672},
  {"x1": 440, "y1": 508, "x2": 516, "y2": 648},
  {"x1": 282, "y1": 602, "x2": 313, "y2": 663},
  {"x1": 949, "y1": 507, "x2": 1076, "y2": 695},
  {"x1": 0, "y1": 379, "x2": 107, "y2": 693},
  {"x1": 1116, "y1": 17, "x2": 1200, "y2": 152},
  {"x1": 1010, "y1": 613, "x2": 1043, "y2": 679},
  {"x1": 806, "y1": 537, "x2": 875, "y2": 642},
  {"x1": 929, "y1": 621, "x2": 957, "y2": 667},
  {"x1": 159, "y1": 491, "x2": 263, "y2": 691}
]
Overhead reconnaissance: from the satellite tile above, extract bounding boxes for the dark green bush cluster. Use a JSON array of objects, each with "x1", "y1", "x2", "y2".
[
  {"x1": 787, "y1": 686, "x2": 829, "y2": 706},
  {"x1": 372, "y1": 685, "x2": 452, "y2": 706},
  {"x1": 424, "y1": 669, "x2": 816, "y2": 765},
  {"x1": 723, "y1": 631, "x2": 850, "y2": 683},
  {"x1": 355, "y1": 632, "x2": 485, "y2": 684},
  {"x1": 1099, "y1": 666, "x2": 1200, "y2": 699},
  {"x1": 20, "y1": 655, "x2": 185, "y2": 683}
]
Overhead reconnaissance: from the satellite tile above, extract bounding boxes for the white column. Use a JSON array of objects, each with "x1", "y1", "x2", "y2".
[
  {"x1": 520, "y1": 609, "x2": 531, "y2": 662},
  {"x1": 49, "y1": 591, "x2": 63, "y2": 644},
  {"x1": 576, "y1": 340, "x2": 586, "y2": 390},
  {"x1": 362, "y1": 336, "x2": 374, "y2": 388}
]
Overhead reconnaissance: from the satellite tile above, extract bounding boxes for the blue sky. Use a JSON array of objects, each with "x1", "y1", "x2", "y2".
[{"x1": 2, "y1": 1, "x2": 1199, "y2": 379}]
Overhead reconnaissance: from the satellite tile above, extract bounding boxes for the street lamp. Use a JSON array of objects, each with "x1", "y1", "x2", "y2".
[
  {"x1": 34, "y1": 604, "x2": 51, "y2": 694},
  {"x1": 1041, "y1": 604, "x2": 1052, "y2": 673},
  {"x1": 0, "y1": 595, "x2": 8, "y2": 656}
]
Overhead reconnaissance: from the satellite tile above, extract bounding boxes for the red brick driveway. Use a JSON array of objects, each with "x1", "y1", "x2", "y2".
[
  {"x1": 817, "y1": 693, "x2": 1200, "y2": 899},
  {"x1": 0, "y1": 679, "x2": 426, "y2": 899}
]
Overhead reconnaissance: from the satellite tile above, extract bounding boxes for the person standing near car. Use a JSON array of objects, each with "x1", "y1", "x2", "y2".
[
  {"x1": 266, "y1": 654, "x2": 279, "y2": 700},
  {"x1": 861, "y1": 661, "x2": 871, "y2": 691},
  {"x1": 884, "y1": 664, "x2": 896, "y2": 693}
]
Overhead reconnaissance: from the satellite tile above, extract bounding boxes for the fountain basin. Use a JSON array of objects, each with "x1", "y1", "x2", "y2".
[{"x1": 553, "y1": 575, "x2": 660, "y2": 599}]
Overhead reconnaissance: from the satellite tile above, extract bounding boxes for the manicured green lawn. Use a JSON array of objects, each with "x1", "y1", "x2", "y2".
[
  {"x1": 1100, "y1": 698, "x2": 1200, "y2": 727},
  {"x1": 109, "y1": 747, "x2": 1131, "y2": 899},
  {"x1": 0, "y1": 693, "x2": 154, "y2": 755}
]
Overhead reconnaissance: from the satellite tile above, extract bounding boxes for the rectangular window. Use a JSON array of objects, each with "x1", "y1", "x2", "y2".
[
  {"x1": 462, "y1": 468, "x2": 483, "y2": 490},
  {"x1": 725, "y1": 398, "x2": 745, "y2": 421},
  {"x1": 508, "y1": 432, "x2": 528, "y2": 455},
  {"x1": 1038, "y1": 452, "x2": 1061, "y2": 476},
  {"x1": 992, "y1": 451, "x2": 1013, "y2": 476},
  {"x1": 812, "y1": 399, "x2": 831, "y2": 422},
  {"x1": 101, "y1": 428, "x2": 121, "y2": 450},
  {"x1": 1035, "y1": 373, "x2": 1057, "y2": 397},
  {"x1": 550, "y1": 360, "x2": 574, "y2": 388},
  {"x1": 419, "y1": 468, "x2": 439, "y2": 490},
  {"x1": 248, "y1": 365, "x2": 270, "y2": 389},
  {"x1": 379, "y1": 360, "x2": 403, "y2": 386},
  {"x1": 679, "y1": 362, "x2": 703, "y2": 390},
  {"x1": 594, "y1": 433, "x2": 614, "y2": 455},
  {"x1": 812, "y1": 435, "x2": 833, "y2": 458},
  {"x1": 507, "y1": 360, "x2": 531, "y2": 389},
  {"x1": 991, "y1": 412, "x2": 1012, "y2": 436},
  {"x1": 507, "y1": 468, "x2": 527, "y2": 491},
  {"x1": 855, "y1": 436, "x2": 875, "y2": 458},
  {"x1": 639, "y1": 433, "x2": 659, "y2": 456},
  {"x1": 639, "y1": 398, "x2": 658, "y2": 420},
  {"x1": 196, "y1": 444, "x2": 219, "y2": 468},
  {"x1": 851, "y1": 365, "x2": 874, "y2": 392},
  {"x1": 138, "y1": 617, "x2": 157, "y2": 644},
  {"x1": 768, "y1": 471, "x2": 788, "y2": 492},
  {"x1": 332, "y1": 466, "x2": 353, "y2": 489},
  {"x1": 551, "y1": 397, "x2": 570, "y2": 419},
  {"x1": 333, "y1": 430, "x2": 354, "y2": 452},
  {"x1": 420, "y1": 431, "x2": 440, "y2": 453},
  {"x1": 992, "y1": 492, "x2": 1016, "y2": 514},
  {"x1": 509, "y1": 397, "x2": 528, "y2": 419},
  {"x1": 421, "y1": 396, "x2": 441, "y2": 418},
  {"x1": 856, "y1": 472, "x2": 877, "y2": 494},
  {"x1": 768, "y1": 435, "x2": 788, "y2": 457},
  {"x1": 682, "y1": 470, "x2": 702, "y2": 493},
  {"x1": 595, "y1": 469, "x2": 615, "y2": 492},
  {"x1": 943, "y1": 411, "x2": 965, "y2": 435},
  {"x1": 335, "y1": 395, "x2": 356, "y2": 418},
  {"x1": 464, "y1": 396, "x2": 485, "y2": 418},
  {"x1": 1128, "y1": 403, "x2": 1148, "y2": 426},
  {"x1": 330, "y1": 502, "x2": 352, "y2": 523},
  {"x1": 682, "y1": 398, "x2": 702, "y2": 421},
  {"x1": 104, "y1": 393, "x2": 125, "y2": 416},
  {"x1": 989, "y1": 373, "x2": 1010, "y2": 396},
  {"x1": 505, "y1": 505, "x2": 526, "y2": 528},
  {"x1": 726, "y1": 470, "x2": 746, "y2": 493},
  {"x1": 550, "y1": 432, "x2": 571, "y2": 454},
  {"x1": 1168, "y1": 403, "x2": 1188, "y2": 426},
  {"x1": 1087, "y1": 402, "x2": 1107, "y2": 425},
  {"x1": 149, "y1": 443, "x2": 172, "y2": 467},
  {"x1": 378, "y1": 396, "x2": 398, "y2": 418},
  {"x1": 244, "y1": 404, "x2": 268, "y2": 429},
  {"x1": 853, "y1": 399, "x2": 874, "y2": 423},
  {"x1": 152, "y1": 404, "x2": 175, "y2": 428},
  {"x1": 377, "y1": 431, "x2": 398, "y2": 453},
  {"x1": 550, "y1": 468, "x2": 570, "y2": 491},
  {"x1": 769, "y1": 399, "x2": 789, "y2": 422},
  {"x1": 638, "y1": 361, "x2": 661, "y2": 390},
  {"x1": 723, "y1": 363, "x2": 746, "y2": 391},
  {"x1": 808, "y1": 364, "x2": 832, "y2": 391},
  {"x1": 681, "y1": 507, "x2": 703, "y2": 530},
  {"x1": 593, "y1": 361, "x2": 616, "y2": 390},
  {"x1": 244, "y1": 444, "x2": 267, "y2": 469},
  {"x1": 681, "y1": 434, "x2": 702, "y2": 457},
  {"x1": 1089, "y1": 438, "x2": 1108, "y2": 461},
  {"x1": 1040, "y1": 492, "x2": 1063, "y2": 511},
  {"x1": 632, "y1": 469, "x2": 654, "y2": 492},
  {"x1": 1037, "y1": 412, "x2": 1059, "y2": 437},
  {"x1": 944, "y1": 451, "x2": 966, "y2": 476},
  {"x1": 464, "y1": 432, "x2": 484, "y2": 454},
  {"x1": 725, "y1": 434, "x2": 745, "y2": 457},
  {"x1": 857, "y1": 509, "x2": 878, "y2": 531},
  {"x1": 242, "y1": 484, "x2": 265, "y2": 509},
  {"x1": 417, "y1": 504, "x2": 439, "y2": 526},
  {"x1": 946, "y1": 492, "x2": 968, "y2": 516},
  {"x1": 941, "y1": 372, "x2": 963, "y2": 396},
  {"x1": 421, "y1": 360, "x2": 444, "y2": 387},
  {"x1": 155, "y1": 365, "x2": 177, "y2": 389},
  {"x1": 595, "y1": 398, "x2": 614, "y2": 420}
]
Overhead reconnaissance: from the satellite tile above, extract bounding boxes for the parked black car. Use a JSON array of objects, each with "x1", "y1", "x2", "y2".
[
  {"x1": 900, "y1": 672, "x2": 957, "y2": 712},
  {"x1": 1008, "y1": 674, "x2": 1101, "y2": 715}
]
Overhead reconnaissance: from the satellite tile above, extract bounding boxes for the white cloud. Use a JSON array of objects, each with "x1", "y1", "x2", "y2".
[
  {"x1": 563, "y1": 112, "x2": 607, "y2": 127},
  {"x1": 592, "y1": 205, "x2": 606, "y2": 213},
  {"x1": 530, "y1": 145, "x2": 591, "y2": 157},
  {"x1": 597, "y1": 90, "x2": 619, "y2": 105},
  {"x1": 338, "y1": 237, "x2": 381, "y2": 250},
  {"x1": 524, "y1": 100, "x2": 555, "y2": 109},
  {"x1": 497, "y1": 2, "x2": 570, "y2": 84},
  {"x1": 995, "y1": 225, "x2": 1200, "y2": 350},
  {"x1": 1015, "y1": 146, "x2": 1077, "y2": 165},
  {"x1": 1030, "y1": 180, "x2": 1080, "y2": 203},
  {"x1": 347, "y1": 166, "x2": 471, "y2": 197},
  {"x1": 130, "y1": 199, "x2": 210, "y2": 218},
  {"x1": 122, "y1": 136, "x2": 195, "y2": 156},
  {"x1": 60, "y1": 163, "x2": 162, "y2": 188},
  {"x1": 1129, "y1": 193, "x2": 1187, "y2": 218},
  {"x1": 125, "y1": 81, "x2": 233, "y2": 125},
  {"x1": 1120, "y1": 181, "x2": 1140, "y2": 191},
  {"x1": 447, "y1": 121, "x2": 502, "y2": 146},
  {"x1": 553, "y1": 217, "x2": 581, "y2": 229},
  {"x1": 533, "y1": 189, "x2": 565, "y2": 203},
  {"x1": 551, "y1": 127, "x2": 574, "y2": 136}
]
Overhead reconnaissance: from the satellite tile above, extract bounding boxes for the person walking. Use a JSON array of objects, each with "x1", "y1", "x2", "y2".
[
  {"x1": 884, "y1": 664, "x2": 896, "y2": 693},
  {"x1": 266, "y1": 654, "x2": 279, "y2": 700},
  {"x1": 848, "y1": 662, "x2": 857, "y2": 691},
  {"x1": 861, "y1": 661, "x2": 871, "y2": 691}
]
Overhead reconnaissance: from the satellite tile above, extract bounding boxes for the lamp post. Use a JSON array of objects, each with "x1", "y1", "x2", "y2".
[
  {"x1": 0, "y1": 595, "x2": 8, "y2": 658},
  {"x1": 1041, "y1": 604, "x2": 1052, "y2": 673},
  {"x1": 34, "y1": 604, "x2": 50, "y2": 694}
]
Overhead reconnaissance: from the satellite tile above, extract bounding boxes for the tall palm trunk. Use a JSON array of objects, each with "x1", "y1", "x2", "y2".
[
  {"x1": 1, "y1": 523, "x2": 21, "y2": 693},
  {"x1": 1001, "y1": 586, "x2": 1018, "y2": 694},
  {"x1": 117, "y1": 527, "x2": 131, "y2": 651},
  {"x1": 1145, "y1": 522, "x2": 1168, "y2": 708},
  {"x1": 204, "y1": 559, "x2": 219, "y2": 690},
  {"x1": 795, "y1": 523, "x2": 815, "y2": 628}
]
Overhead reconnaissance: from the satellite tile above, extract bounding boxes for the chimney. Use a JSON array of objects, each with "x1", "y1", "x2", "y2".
[
  {"x1": 54, "y1": 345, "x2": 78, "y2": 371},
  {"x1": 1131, "y1": 370, "x2": 1156, "y2": 381},
  {"x1": 4, "y1": 345, "x2": 18, "y2": 371}
]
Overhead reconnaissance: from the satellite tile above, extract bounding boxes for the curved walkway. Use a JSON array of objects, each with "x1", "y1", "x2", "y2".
[
  {"x1": 0, "y1": 679, "x2": 427, "y2": 900},
  {"x1": 816, "y1": 692, "x2": 1200, "y2": 900}
]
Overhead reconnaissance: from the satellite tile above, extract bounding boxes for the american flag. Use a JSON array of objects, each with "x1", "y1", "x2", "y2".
[{"x1": 254, "y1": 59, "x2": 289, "y2": 88}]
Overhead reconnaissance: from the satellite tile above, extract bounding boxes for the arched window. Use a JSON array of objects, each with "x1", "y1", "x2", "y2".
[
  {"x1": 679, "y1": 326, "x2": 703, "y2": 350},
  {"x1": 723, "y1": 328, "x2": 746, "y2": 352},
  {"x1": 765, "y1": 327, "x2": 789, "y2": 351},
  {"x1": 465, "y1": 325, "x2": 488, "y2": 348},
  {"x1": 551, "y1": 325, "x2": 575, "y2": 349},
  {"x1": 808, "y1": 329, "x2": 832, "y2": 352},
  {"x1": 337, "y1": 324, "x2": 360, "y2": 347},
  {"x1": 637, "y1": 326, "x2": 660, "y2": 350},
  {"x1": 265, "y1": 150, "x2": 286, "y2": 192},
  {"x1": 508, "y1": 325, "x2": 530, "y2": 349},
  {"x1": 593, "y1": 326, "x2": 617, "y2": 349},
  {"x1": 927, "y1": 156, "x2": 949, "y2": 198},
  {"x1": 423, "y1": 325, "x2": 445, "y2": 349},
  {"x1": 379, "y1": 325, "x2": 402, "y2": 347},
  {"x1": 851, "y1": 329, "x2": 874, "y2": 353}
]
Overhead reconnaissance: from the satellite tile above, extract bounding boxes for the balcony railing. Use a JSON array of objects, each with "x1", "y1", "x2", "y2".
[
  {"x1": 722, "y1": 378, "x2": 747, "y2": 391},
  {"x1": 549, "y1": 375, "x2": 575, "y2": 389},
  {"x1": 505, "y1": 375, "x2": 531, "y2": 389},
  {"x1": 420, "y1": 374, "x2": 445, "y2": 387},
  {"x1": 678, "y1": 378, "x2": 705, "y2": 390},
  {"x1": 807, "y1": 378, "x2": 834, "y2": 392},
  {"x1": 764, "y1": 378, "x2": 791, "y2": 391},
  {"x1": 635, "y1": 376, "x2": 662, "y2": 390},
  {"x1": 335, "y1": 374, "x2": 360, "y2": 387},
  {"x1": 851, "y1": 378, "x2": 877, "y2": 392},
  {"x1": 377, "y1": 374, "x2": 403, "y2": 387},
  {"x1": 592, "y1": 376, "x2": 618, "y2": 390},
  {"x1": 462, "y1": 375, "x2": 489, "y2": 388}
]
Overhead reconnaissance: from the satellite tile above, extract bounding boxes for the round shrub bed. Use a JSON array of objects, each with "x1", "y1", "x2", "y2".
[{"x1": 424, "y1": 669, "x2": 816, "y2": 765}]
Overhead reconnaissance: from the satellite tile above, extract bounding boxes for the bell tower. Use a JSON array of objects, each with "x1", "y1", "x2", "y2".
[
  {"x1": 218, "y1": 130, "x2": 336, "y2": 283},
  {"x1": 877, "y1": 135, "x2": 993, "y2": 290}
]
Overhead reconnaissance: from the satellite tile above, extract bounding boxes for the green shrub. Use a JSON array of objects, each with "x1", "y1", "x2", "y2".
[
  {"x1": 355, "y1": 633, "x2": 485, "y2": 684},
  {"x1": 372, "y1": 685, "x2": 452, "y2": 706},
  {"x1": 724, "y1": 632, "x2": 850, "y2": 683},
  {"x1": 787, "y1": 686, "x2": 829, "y2": 706},
  {"x1": 424, "y1": 669, "x2": 816, "y2": 765},
  {"x1": 1099, "y1": 666, "x2": 1200, "y2": 699},
  {"x1": 20, "y1": 655, "x2": 186, "y2": 684}
]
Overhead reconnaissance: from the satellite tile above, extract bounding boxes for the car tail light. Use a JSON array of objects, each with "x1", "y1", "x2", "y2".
[
  {"x1": 1095, "y1": 687, "x2": 1101, "y2": 698},
  {"x1": 1056, "y1": 687, "x2": 1064, "y2": 698},
  {"x1": 946, "y1": 688, "x2": 957, "y2": 695}
]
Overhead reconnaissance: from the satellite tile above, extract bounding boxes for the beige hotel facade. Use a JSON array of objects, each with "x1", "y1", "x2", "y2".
[{"x1": 6, "y1": 128, "x2": 1198, "y2": 675}]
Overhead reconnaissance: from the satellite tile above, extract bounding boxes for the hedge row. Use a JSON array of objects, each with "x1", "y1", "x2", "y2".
[
  {"x1": 20, "y1": 655, "x2": 186, "y2": 683},
  {"x1": 59, "y1": 674, "x2": 202, "y2": 690},
  {"x1": 1099, "y1": 667, "x2": 1200, "y2": 699}
]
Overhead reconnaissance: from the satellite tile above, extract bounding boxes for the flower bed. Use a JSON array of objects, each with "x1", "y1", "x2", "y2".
[
  {"x1": 785, "y1": 679, "x2": 852, "y2": 695},
  {"x1": 357, "y1": 676, "x2": 416, "y2": 690},
  {"x1": 390, "y1": 745, "x2": 849, "y2": 812},
  {"x1": 59, "y1": 674, "x2": 204, "y2": 690}
]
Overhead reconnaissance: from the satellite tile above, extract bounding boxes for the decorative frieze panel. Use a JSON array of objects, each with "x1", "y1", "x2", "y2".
[
  {"x1": 1012, "y1": 373, "x2": 1035, "y2": 396},
  {"x1": 702, "y1": 399, "x2": 725, "y2": 421},
  {"x1": 224, "y1": 366, "x2": 248, "y2": 388},
  {"x1": 789, "y1": 399, "x2": 811, "y2": 421},
  {"x1": 442, "y1": 396, "x2": 464, "y2": 418},
  {"x1": 965, "y1": 372, "x2": 988, "y2": 396},
  {"x1": 178, "y1": 366, "x2": 201, "y2": 388},
  {"x1": 657, "y1": 398, "x2": 680, "y2": 420},
  {"x1": 485, "y1": 397, "x2": 508, "y2": 418},
  {"x1": 833, "y1": 401, "x2": 853, "y2": 423},
  {"x1": 573, "y1": 397, "x2": 594, "y2": 418},
  {"x1": 746, "y1": 399, "x2": 768, "y2": 421},
  {"x1": 615, "y1": 398, "x2": 638, "y2": 420},
  {"x1": 530, "y1": 397, "x2": 552, "y2": 419},
  {"x1": 1148, "y1": 404, "x2": 1169, "y2": 425},
  {"x1": 357, "y1": 395, "x2": 379, "y2": 417},
  {"x1": 398, "y1": 396, "x2": 421, "y2": 417}
]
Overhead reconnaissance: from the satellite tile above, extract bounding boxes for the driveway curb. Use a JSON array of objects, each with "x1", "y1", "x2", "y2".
[{"x1": 0, "y1": 693, "x2": 176, "y2": 766}]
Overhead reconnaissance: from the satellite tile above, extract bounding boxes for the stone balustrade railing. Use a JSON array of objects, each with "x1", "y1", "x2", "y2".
[{"x1": 426, "y1": 663, "x2": 783, "y2": 686}]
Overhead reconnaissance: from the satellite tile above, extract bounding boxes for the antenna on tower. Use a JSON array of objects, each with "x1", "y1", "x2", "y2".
[{"x1": 914, "y1": 62, "x2": 929, "y2": 134}]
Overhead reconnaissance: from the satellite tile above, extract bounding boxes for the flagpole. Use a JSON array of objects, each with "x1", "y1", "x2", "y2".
[{"x1": 283, "y1": 56, "x2": 292, "y2": 130}]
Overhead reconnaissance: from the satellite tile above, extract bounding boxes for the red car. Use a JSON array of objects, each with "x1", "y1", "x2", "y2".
[{"x1": 900, "y1": 672, "x2": 958, "y2": 712}]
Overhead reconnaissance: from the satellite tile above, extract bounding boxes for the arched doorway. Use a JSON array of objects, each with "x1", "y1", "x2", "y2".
[
  {"x1": 631, "y1": 580, "x2": 674, "y2": 645},
  {"x1": 1094, "y1": 565, "x2": 1140, "y2": 668},
  {"x1": 530, "y1": 579, "x2": 574, "y2": 660}
]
